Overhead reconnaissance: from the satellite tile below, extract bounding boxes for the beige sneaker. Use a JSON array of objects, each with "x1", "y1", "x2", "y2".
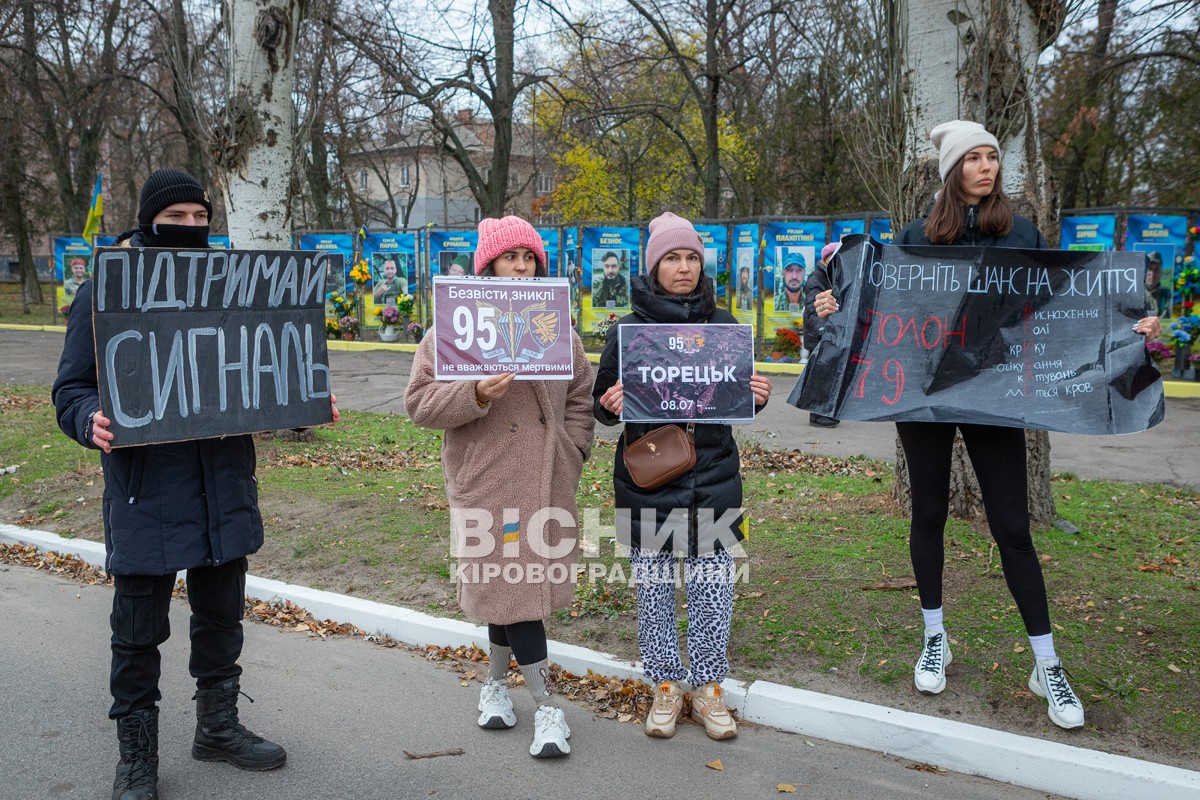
[
  {"x1": 690, "y1": 682, "x2": 737, "y2": 740},
  {"x1": 644, "y1": 681, "x2": 684, "y2": 738}
]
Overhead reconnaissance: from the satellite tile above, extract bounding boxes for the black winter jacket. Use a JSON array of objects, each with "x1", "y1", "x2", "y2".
[
  {"x1": 592, "y1": 274, "x2": 757, "y2": 556},
  {"x1": 51, "y1": 233, "x2": 264, "y2": 576},
  {"x1": 896, "y1": 204, "x2": 1047, "y2": 249}
]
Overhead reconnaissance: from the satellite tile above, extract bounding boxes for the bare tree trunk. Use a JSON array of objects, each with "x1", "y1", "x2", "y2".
[
  {"x1": 216, "y1": 0, "x2": 304, "y2": 248},
  {"x1": 894, "y1": 0, "x2": 1064, "y2": 528},
  {"x1": 0, "y1": 71, "x2": 42, "y2": 311}
]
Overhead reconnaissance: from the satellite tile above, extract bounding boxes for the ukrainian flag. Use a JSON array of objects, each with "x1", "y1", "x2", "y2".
[{"x1": 82, "y1": 174, "x2": 103, "y2": 242}]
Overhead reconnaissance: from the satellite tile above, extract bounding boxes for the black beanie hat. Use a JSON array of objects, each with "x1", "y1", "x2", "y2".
[{"x1": 138, "y1": 168, "x2": 212, "y2": 225}]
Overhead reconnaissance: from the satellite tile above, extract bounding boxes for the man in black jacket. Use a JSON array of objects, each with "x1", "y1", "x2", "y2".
[{"x1": 53, "y1": 169, "x2": 337, "y2": 800}]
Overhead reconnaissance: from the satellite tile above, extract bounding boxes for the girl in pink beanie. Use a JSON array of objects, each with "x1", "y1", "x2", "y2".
[{"x1": 405, "y1": 215, "x2": 593, "y2": 759}]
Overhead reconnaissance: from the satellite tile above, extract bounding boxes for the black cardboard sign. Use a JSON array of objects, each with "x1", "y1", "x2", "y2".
[
  {"x1": 92, "y1": 247, "x2": 339, "y2": 446},
  {"x1": 788, "y1": 236, "x2": 1164, "y2": 435}
]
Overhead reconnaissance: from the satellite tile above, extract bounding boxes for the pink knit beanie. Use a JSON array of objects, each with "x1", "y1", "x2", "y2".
[
  {"x1": 821, "y1": 241, "x2": 840, "y2": 263},
  {"x1": 474, "y1": 216, "x2": 546, "y2": 275},
  {"x1": 645, "y1": 212, "x2": 704, "y2": 272}
]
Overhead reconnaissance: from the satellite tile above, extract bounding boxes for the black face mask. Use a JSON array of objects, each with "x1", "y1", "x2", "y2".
[{"x1": 138, "y1": 223, "x2": 210, "y2": 248}]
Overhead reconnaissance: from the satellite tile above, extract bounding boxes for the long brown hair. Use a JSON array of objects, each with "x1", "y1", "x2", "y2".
[{"x1": 923, "y1": 156, "x2": 1013, "y2": 244}]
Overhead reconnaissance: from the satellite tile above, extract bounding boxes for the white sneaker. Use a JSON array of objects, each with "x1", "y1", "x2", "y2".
[
  {"x1": 1029, "y1": 658, "x2": 1085, "y2": 730},
  {"x1": 477, "y1": 679, "x2": 516, "y2": 730},
  {"x1": 914, "y1": 630, "x2": 952, "y2": 694},
  {"x1": 529, "y1": 705, "x2": 571, "y2": 758}
]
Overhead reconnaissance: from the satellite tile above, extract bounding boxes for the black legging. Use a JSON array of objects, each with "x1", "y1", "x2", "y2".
[
  {"x1": 895, "y1": 422, "x2": 1051, "y2": 637},
  {"x1": 488, "y1": 620, "x2": 548, "y2": 666}
]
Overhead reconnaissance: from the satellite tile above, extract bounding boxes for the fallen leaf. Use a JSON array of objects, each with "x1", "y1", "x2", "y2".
[
  {"x1": 907, "y1": 762, "x2": 948, "y2": 774},
  {"x1": 777, "y1": 785, "x2": 797, "y2": 793},
  {"x1": 706, "y1": 759, "x2": 724, "y2": 771},
  {"x1": 1138, "y1": 563, "x2": 1163, "y2": 572},
  {"x1": 1168, "y1": 664, "x2": 1182, "y2": 673},
  {"x1": 1040, "y1": 554, "x2": 1052, "y2": 564}
]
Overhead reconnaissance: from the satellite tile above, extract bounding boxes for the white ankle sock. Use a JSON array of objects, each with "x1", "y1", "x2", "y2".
[
  {"x1": 922, "y1": 607, "x2": 945, "y2": 636},
  {"x1": 1029, "y1": 633, "x2": 1056, "y2": 661}
]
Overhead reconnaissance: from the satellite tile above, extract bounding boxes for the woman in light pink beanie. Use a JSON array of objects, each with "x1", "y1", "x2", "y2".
[
  {"x1": 592, "y1": 211, "x2": 772, "y2": 743},
  {"x1": 405, "y1": 213, "x2": 593, "y2": 760},
  {"x1": 473, "y1": 215, "x2": 548, "y2": 276}
]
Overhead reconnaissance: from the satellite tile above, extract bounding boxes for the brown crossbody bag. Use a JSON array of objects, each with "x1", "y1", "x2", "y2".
[{"x1": 621, "y1": 422, "x2": 696, "y2": 490}]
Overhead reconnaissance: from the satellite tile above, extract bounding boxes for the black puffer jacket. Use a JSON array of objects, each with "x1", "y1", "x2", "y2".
[
  {"x1": 896, "y1": 204, "x2": 1047, "y2": 248},
  {"x1": 51, "y1": 232, "x2": 264, "y2": 576},
  {"x1": 593, "y1": 274, "x2": 757, "y2": 556}
]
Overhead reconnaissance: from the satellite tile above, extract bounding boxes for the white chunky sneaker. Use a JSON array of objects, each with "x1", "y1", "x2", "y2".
[
  {"x1": 914, "y1": 630, "x2": 952, "y2": 694},
  {"x1": 529, "y1": 705, "x2": 571, "y2": 758},
  {"x1": 645, "y1": 681, "x2": 684, "y2": 738},
  {"x1": 1029, "y1": 658, "x2": 1085, "y2": 730},
  {"x1": 477, "y1": 679, "x2": 516, "y2": 730}
]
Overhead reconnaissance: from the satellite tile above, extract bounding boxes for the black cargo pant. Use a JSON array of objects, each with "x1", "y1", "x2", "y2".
[{"x1": 109, "y1": 557, "x2": 248, "y2": 719}]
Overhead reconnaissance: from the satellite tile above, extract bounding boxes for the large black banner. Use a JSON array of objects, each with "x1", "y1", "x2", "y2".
[
  {"x1": 93, "y1": 247, "x2": 337, "y2": 447},
  {"x1": 788, "y1": 236, "x2": 1164, "y2": 434}
]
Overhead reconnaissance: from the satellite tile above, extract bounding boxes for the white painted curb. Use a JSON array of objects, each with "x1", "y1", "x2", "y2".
[{"x1": 3, "y1": 523, "x2": 1197, "y2": 799}]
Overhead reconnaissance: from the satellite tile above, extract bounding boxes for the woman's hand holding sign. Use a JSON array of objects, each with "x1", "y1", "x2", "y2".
[
  {"x1": 599, "y1": 381, "x2": 624, "y2": 416},
  {"x1": 814, "y1": 289, "x2": 839, "y2": 319},
  {"x1": 750, "y1": 372, "x2": 772, "y2": 407},
  {"x1": 475, "y1": 372, "x2": 516, "y2": 405}
]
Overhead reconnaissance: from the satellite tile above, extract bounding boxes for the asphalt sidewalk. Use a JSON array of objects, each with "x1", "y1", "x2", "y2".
[
  {"x1": 3, "y1": 524, "x2": 1198, "y2": 800},
  {"x1": 0, "y1": 558, "x2": 1060, "y2": 800}
]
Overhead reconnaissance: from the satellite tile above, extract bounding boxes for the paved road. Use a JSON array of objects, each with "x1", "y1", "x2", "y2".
[
  {"x1": 0, "y1": 564, "x2": 1060, "y2": 800},
  {"x1": 3, "y1": 329, "x2": 1197, "y2": 489}
]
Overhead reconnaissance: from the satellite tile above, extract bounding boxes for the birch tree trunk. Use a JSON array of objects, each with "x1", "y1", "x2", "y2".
[
  {"x1": 892, "y1": 0, "x2": 1064, "y2": 528},
  {"x1": 215, "y1": 0, "x2": 304, "y2": 248}
]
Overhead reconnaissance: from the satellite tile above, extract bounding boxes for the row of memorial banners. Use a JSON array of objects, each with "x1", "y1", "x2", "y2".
[{"x1": 53, "y1": 212, "x2": 1195, "y2": 333}]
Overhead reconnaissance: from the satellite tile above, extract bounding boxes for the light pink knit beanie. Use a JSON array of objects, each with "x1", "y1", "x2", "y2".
[
  {"x1": 645, "y1": 212, "x2": 704, "y2": 272},
  {"x1": 474, "y1": 216, "x2": 547, "y2": 275}
]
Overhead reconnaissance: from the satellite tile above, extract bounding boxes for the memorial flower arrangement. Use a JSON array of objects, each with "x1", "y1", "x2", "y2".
[
  {"x1": 593, "y1": 313, "x2": 619, "y2": 339},
  {"x1": 407, "y1": 321, "x2": 425, "y2": 341},
  {"x1": 338, "y1": 314, "x2": 360, "y2": 336},
  {"x1": 327, "y1": 290, "x2": 355, "y2": 317},
  {"x1": 350, "y1": 259, "x2": 371, "y2": 287},
  {"x1": 375, "y1": 305, "x2": 402, "y2": 327},
  {"x1": 774, "y1": 326, "x2": 802, "y2": 356},
  {"x1": 1176, "y1": 257, "x2": 1199, "y2": 312},
  {"x1": 1169, "y1": 314, "x2": 1199, "y2": 345},
  {"x1": 394, "y1": 292, "x2": 415, "y2": 317},
  {"x1": 1146, "y1": 340, "x2": 1173, "y2": 363}
]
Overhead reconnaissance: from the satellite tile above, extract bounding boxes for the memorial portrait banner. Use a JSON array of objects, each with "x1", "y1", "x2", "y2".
[
  {"x1": 581, "y1": 225, "x2": 640, "y2": 332},
  {"x1": 789, "y1": 236, "x2": 1164, "y2": 435},
  {"x1": 694, "y1": 223, "x2": 729, "y2": 298},
  {"x1": 92, "y1": 247, "x2": 335, "y2": 447},
  {"x1": 731, "y1": 223, "x2": 759, "y2": 328},
  {"x1": 619, "y1": 323, "x2": 756, "y2": 423},
  {"x1": 1060, "y1": 215, "x2": 1116, "y2": 251},
  {"x1": 432, "y1": 276, "x2": 574, "y2": 380}
]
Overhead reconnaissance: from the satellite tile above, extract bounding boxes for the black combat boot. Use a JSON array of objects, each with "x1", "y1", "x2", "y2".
[
  {"x1": 191, "y1": 679, "x2": 286, "y2": 770},
  {"x1": 112, "y1": 707, "x2": 159, "y2": 800}
]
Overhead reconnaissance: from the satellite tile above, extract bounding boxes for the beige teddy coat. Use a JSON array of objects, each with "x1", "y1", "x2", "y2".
[{"x1": 404, "y1": 331, "x2": 595, "y2": 625}]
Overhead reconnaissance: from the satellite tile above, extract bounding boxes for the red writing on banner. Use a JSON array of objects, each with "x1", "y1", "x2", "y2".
[
  {"x1": 858, "y1": 308, "x2": 967, "y2": 349},
  {"x1": 850, "y1": 354, "x2": 905, "y2": 405}
]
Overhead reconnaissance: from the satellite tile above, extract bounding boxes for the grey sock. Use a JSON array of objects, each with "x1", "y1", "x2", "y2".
[
  {"x1": 519, "y1": 658, "x2": 557, "y2": 707},
  {"x1": 488, "y1": 644, "x2": 512, "y2": 683}
]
